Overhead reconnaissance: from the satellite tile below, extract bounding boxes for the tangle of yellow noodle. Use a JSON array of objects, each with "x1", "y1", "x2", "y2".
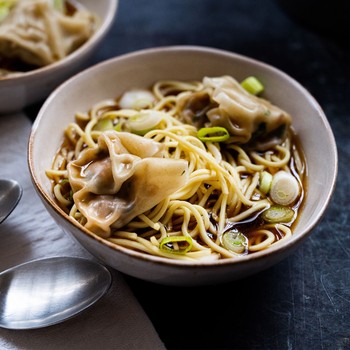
[{"x1": 46, "y1": 79, "x2": 305, "y2": 261}]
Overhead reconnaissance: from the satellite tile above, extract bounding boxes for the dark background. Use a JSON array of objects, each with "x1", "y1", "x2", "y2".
[{"x1": 27, "y1": 1, "x2": 350, "y2": 349}]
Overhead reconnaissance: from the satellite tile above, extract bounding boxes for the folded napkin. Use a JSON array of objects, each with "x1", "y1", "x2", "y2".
[{"x1": 0, "y1": 114, "x2": 166, "y2": 350}]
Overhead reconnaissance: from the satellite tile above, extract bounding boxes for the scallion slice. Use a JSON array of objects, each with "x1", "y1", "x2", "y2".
[
  {"x1": 270, "y1": 171, "x2": 299, "y2": 205},
  {"x1": 127, "y1": 110, "x2": 162, "y2": 135},
  {"x1": 197, "y1": 126, "x2": 230, "y2": 142},
  {"x1": 119, "y1": 89, "x2": 155, "y2": 110},
  {"x1": 241, "y1": 76, "x2": 264, "y2": 95},
  {"x1": 52, "y1": 0, "x2": 64, "y2": 12},
  {"x1": 0, "y1": 0, "x2": 17, "y2": 22},
  {"x1": 221, "y1": 230, "x2": 248, "y2": 254},
  {"x1": 93, "y1": 118, "x2": 114, "y2": 131},
  {"x1": 159, "y1": 236, "x2": 193, "y2": 255},
  {"x1": 259, "y1": 171, "x2": 273, "y2": 195},
  {"x1": 261, "y1": 205, "x2": 295, "y2": 223}
]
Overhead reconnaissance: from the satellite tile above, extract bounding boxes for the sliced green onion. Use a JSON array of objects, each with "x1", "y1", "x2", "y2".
[
  {"x1": 270, "y1": 171, "x2": 299, "y2": 205},
  {"x1": 0, "y1": 0, "x2": 17, "y2": 22},
  {"x1": 114, "y1": 123, "x2": 122, "y2": 131},
  {"x1": 261, "y1": 205, "x2": 295, "y2": 223},
  {"x1": 221, "y1": 230, "x2": 248, "y2": 254},
  {"x1": 159, "y1": 236, "x2": 193, "y2": 255},
  {"x1": 241, "y1": 76, "x2": 264, "y2": 95},
  {"x1": 127, "y1": 110, "x2": 162, "y2": 135},
  {"x1": 93, "y1": 118, "x2": 114, "y2": 131},
  {"x1": 197, "y1": 126, "x2": 230, "y2": 142},
  {"x1": 52, "y1": 0, "x2": 64, "y2": 12},
  {"x1": 259, "y1": 171, "x2": 273, "y2": 195},
  {"x1": 119, "y1": 89, "x2": 155, "y2": 110}
]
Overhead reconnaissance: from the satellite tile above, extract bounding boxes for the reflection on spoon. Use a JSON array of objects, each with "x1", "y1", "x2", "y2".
[
  {"x1": 0, "y1": 179, "x2": 22, "y2": 224},
  {"x1": 0, "y1": 257, "x2": 112, "y2": 329}
]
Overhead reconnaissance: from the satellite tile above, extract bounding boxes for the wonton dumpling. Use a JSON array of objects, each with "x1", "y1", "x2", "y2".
[
  {"x1": 0, "y1": 0, "x2": 95, "y2": 68},
  {"x1": 67, "y1": 131, "x2": 188, "y2": 238},
  {"x1": 178, "y1": 76, "x2": 292, "y2": 150}
]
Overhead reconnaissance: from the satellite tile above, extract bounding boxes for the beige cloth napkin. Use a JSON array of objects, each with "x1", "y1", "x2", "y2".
[{"x1": 0, "y1": 114, "x2": 166, "y2": 350}]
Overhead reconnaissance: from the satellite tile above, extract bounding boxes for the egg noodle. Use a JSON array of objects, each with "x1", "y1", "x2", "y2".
[{"x1": 46, "y1": 76, "x2": 306, "y2": 261}]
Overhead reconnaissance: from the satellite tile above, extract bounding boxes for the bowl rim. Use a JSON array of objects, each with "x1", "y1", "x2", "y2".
[
  {"x1": 0, "y1": 0, "x2": 119, "y2": 85},
  {"x1": 28, "y1": 45, "x2": 338, "y2": 269}
]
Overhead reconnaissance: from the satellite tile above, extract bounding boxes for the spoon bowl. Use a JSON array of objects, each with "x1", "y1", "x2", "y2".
[
  {"x1": 0, "y1": 256, "x2": 112, "y2": 329},
  {"x1": 0, "y1": 179, "x2": 22, "y2": 224}
]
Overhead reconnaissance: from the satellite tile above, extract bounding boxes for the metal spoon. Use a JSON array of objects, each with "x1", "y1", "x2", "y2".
[
  {"x1": 0, "y1": 179, "x2": 22, "y2": 224},
  {"x1": 0, "y1": 180, "x2": 112, "y2": 329},
  {"x1": 0, "y1": 256, "x2": 112, "y2": 329}
]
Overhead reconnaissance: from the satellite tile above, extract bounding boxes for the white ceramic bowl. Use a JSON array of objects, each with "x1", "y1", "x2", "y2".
[
  {"x1": 0, "y1": 0, "x2": 118, "y2": 115},
  {"x1": 28, "y1": 46, "x2": 338, "y2": 286}
]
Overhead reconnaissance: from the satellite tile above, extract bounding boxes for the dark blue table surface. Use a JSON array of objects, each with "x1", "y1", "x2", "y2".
[{"x1": 27, "y1": 1, "x2": 350, "y2": 349}]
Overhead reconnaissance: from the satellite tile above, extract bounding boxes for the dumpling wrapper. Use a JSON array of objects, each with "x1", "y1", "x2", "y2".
[
  {"x1": 0, "y1": 0, "x2": 95, "y2": 69},
  {"x1": 178, "y1": 76, "x2": 292, "y2": 150},
  {"x1": 67, "y1": 131, "x2": 188, "y2": 238}
]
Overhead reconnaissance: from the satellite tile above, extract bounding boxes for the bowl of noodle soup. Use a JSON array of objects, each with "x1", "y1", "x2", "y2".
[
  {"x1": 28, "y1": 46, "x2": 337, "y2": 286},
  {"x1": 0, "y1": 0, "x2": 118, "y2": 114}
]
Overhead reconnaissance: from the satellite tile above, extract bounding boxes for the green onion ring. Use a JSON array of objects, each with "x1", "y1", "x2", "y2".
[
  {"x1": 197, "y1": 126, "x2": 230, "y2": 142},
  {"x1": 159, "y1": 236, "x2": 193, "y2": 254}
]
